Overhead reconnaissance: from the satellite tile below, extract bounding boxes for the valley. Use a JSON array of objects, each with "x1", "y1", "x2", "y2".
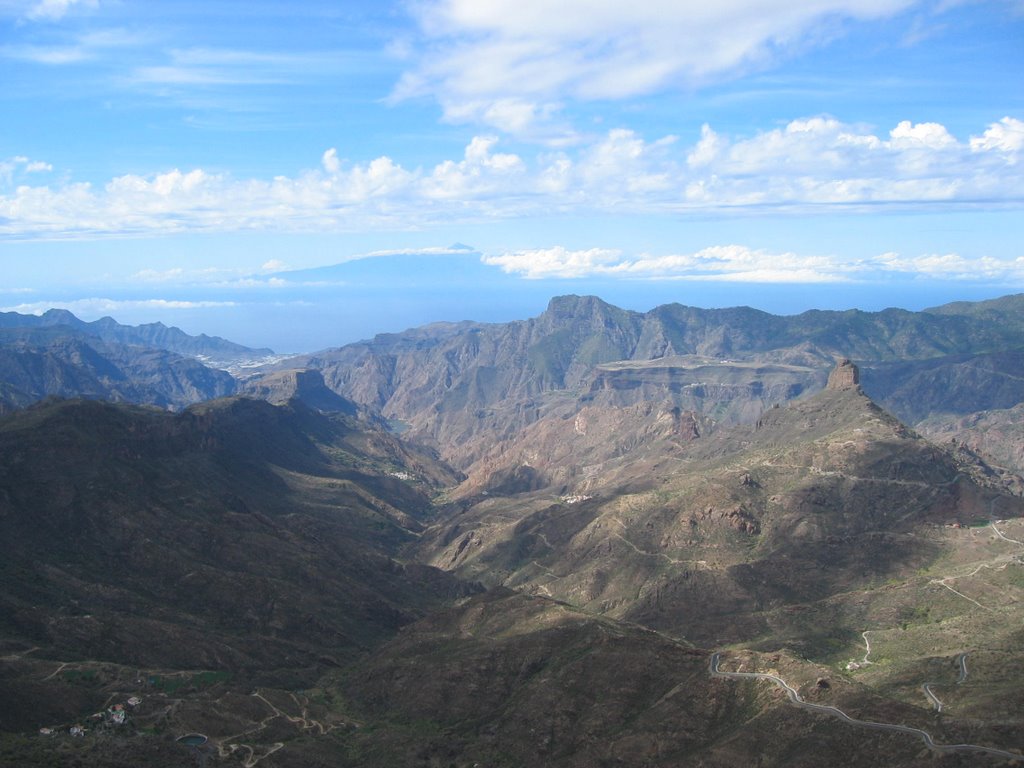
[{"x1": 1, "y1": 297, "x2": 1023, "y2": 766}]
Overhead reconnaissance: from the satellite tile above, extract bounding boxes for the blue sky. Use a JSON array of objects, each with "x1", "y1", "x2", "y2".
[{"x1": 1, "y1": 0, "x2": 1022, "y2": 351}]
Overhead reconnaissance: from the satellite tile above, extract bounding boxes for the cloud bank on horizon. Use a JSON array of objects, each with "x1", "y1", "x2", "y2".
[
  {"x1": 2, "y1": 118, "x2": 1022, "y2": 240},
  {"x1": 1, "y1": 0, "x2": 1023, "y2": 344}
]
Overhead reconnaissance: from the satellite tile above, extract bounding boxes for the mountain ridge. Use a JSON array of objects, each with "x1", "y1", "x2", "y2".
[
  {"x1": 282, "y1": 293, "x2": 1024, "y2": 479},
  {"x1": 2, "y1": 315, "x2": 1024, "y2": 765},
  {"x1": 416, "y1": 370, "x2": 1023, "y2": 650},
  {"x1": 0, "y1": 308, "x2": 274, "y2": 364}
]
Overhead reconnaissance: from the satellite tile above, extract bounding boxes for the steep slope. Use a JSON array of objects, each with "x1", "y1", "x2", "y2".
[
  {"x1": 397, "y1": 366, "x2": 1024, "y2": 765},
  {"x1": 0, "y1": 328, "x2": 238, "y2": 412},
  {"x1": 418, "y1": 364, "x2": 1024, "y2": 651},
  {"x1": 331, "y1": 589, "x2": 1018, "y2": 767},
  {"x1": 917, "y1": 402, "x2": 1024, "y2": 477},
  {"x1": 0, "y1": 396, "x2": 470, "y2": 680},
  {"x1": 861, "y1": 348, "x2": 1024, "y2": 424},
  {"x1": 288, "y1": 294, "x2": 1024, "y2": 473},
  {"x1": 0, "y1": 308, "x2": 274, "y2": 367},
  {"x1": 926, "y1": 292, "x2": 1024, "y2": 333},
  {"x1": 1, "y1": 347, "x2": 1021, "y2": 766},
  {"x1": 240, "y1": 367, "x2": 360, "y2": 415}
]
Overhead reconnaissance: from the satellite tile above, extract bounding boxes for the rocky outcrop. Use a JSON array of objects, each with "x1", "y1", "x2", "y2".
[
  {"x1": 241, "y1": 368, "x2": 358, "y2": 414},
  {"x1": 826, "y1": 358, "x2": 860, "y2": 390}
]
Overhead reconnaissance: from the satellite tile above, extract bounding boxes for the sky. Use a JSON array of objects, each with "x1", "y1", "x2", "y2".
[{"x1": 1, "y1": 0, "x2": 1022, "y2": 352}]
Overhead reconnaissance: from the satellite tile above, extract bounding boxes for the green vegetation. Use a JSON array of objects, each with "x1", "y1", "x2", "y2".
[
  {"x1": 150, "y1": 670, "x2": 232, "y2": 694},
  {"x1": 60, "y1": 669, "x2": 100, "y2": 686}
]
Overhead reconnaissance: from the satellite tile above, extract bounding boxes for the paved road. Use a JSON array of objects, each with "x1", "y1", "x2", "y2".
[
  {"x1": 958, "y1": 653, "x2": 969, "y2": 684},
  {"x1": 709, "y1": 653, "x2": 1022, "y2": 761},
  {"x1": 921, "y1": 683, "x2": 943, "y2": 712}
]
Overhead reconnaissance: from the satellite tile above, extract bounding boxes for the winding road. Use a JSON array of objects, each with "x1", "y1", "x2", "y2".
[
  {"x1": 921, "y1": 651, "x2": 972, "y2": 712},
  {"x1": 709, "y1": 653, "x2": 1022, "y2": 761},
  {"x1": 958, "y1": 652, "x2": 969, "y2": 684},
  {"x1": 212, "y1": 689, "x2": 341, "y2": 767},
  {"x1": 860, "y1": 631, "x2": 873, "y2": 665},
  {"x1": 921, "y1": 683, "x2": 943, "y2": 712}
]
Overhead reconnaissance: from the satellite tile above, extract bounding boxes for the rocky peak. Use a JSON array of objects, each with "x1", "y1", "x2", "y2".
[
  {"x1": 241, "y1": 368, "x2": 358, "y2": 414},
  {"x1": 826, "y1": 358, "x2": 860, "y2": 391}
]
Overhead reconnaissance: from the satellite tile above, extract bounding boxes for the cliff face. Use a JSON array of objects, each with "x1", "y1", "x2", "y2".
[
  {"x1": 826, "y1": 358, "x2": 860, "y2": 390},
  {"x1": 288, "y1": 294, "x2": 1024, "y2": 473},
  {"x1": 241, "y1": 368, "x2": 359, "y2": 414}
]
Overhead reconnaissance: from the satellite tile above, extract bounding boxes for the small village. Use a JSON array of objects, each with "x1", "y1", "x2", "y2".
[{"x1": 37, "y1": 695, "x2": 143, "y2": 740}]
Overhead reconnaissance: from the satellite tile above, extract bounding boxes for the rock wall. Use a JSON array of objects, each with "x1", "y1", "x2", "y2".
[{"x1": 827, "y1": 358, "x2": 860, "y2": 390}]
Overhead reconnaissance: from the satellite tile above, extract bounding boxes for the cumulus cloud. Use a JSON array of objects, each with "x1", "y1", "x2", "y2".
[
  {"x1": 677, "y1": 116, "x2": 1022, "y2": 205},
  {"x1": 395, "y1": 0, "x2": 921, "y2": 132},
  {"x1": 482, "y1": 244, "x2": 1024, "y2": 284},
  {"x1": 321, "y1": 148, "x2": 341, "y2": 174},
  {"x1": 970, "y1": 116, "x2": 1024, "y2": 161},
  {"x1": 423, "y1": 135, "x2": 524, "y2": 199},
  {"x1": 0, "y1": 155, "x2": 53, "y2": 186},
  {"x1": 0, "y1": 117, "x2": 1021, "y2": 240}
]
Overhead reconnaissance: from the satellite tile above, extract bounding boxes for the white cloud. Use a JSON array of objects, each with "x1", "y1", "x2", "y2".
[
  {"x1": 0, "y1": 44, "x2": 90, "y2": 63},
  {"x1": 687, "y1": 124, "x2": 725, "y2": 168},
  {"x1": 871, "y1": 251, "x2": 1024, "y2": 280},
  {"x1": 423, "y1": 135, "x2": 524, "y2": 199},
  {"x1": 0, "y1": 155, "x2": 52, "y2": 187},
  {"x1": 1, "y1": 298, "x2": 236, "y2": 316},
  {"x1": 483, "y1": 244, "x2": 852, "y2": 282},
  {"x1": 674, "y1": 116, "x2": 1023, "y2": 205},
  {"x1": 121, "y1": 46, "x2": 371, "y2": 96},
  {"x1": 0, "y1": 26, "x2": 148, "y2": 66},
  {"x1": 359, "y1": 244, "x2": 478, "y2": 258},
  {"x1": 970, "y1": 116, "x2": 1024, "y2": 161},
  {"x1": 889, "y1": 120, "x2": 957, "y2": 148},
  {"x1": 126, "y1": 264, "x2": 300, "y2": 288},
  {"x1": 25, "y1": 0, "x2": 96, "y2": 21},
  {"x1": 483, "y1": 246, "x2": 624, "y2": 278},
  {"x1": 321, "y1": 148, "x2": 341, "y2": 174},
  {"x1": 397, "y1": 0, "x2": 922, "y2": 131},
  {"x1": 482, "y1": 244, "x2": 1024, "y2": 284},
  {"x1": 0, "y1": 117, "x2": 1021, "y2": 240},
  {"x1": 131, "y1": 267, "x2": 186, "y2": 282}
]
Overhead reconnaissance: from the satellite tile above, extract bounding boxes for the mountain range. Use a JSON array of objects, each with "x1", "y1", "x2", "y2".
[
  {"x1": 287, "y1": 293, "x2": 1024, "y2": 481},
  {"x1": 1, "y1": 295, "x2": 1023, "y2": 766},
  {"x1": 0, "y1": 309, "x2": 274, "y2": 364},
  {"x1": 0, "y1": 309, "x2": 280, "y2": 413}
]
